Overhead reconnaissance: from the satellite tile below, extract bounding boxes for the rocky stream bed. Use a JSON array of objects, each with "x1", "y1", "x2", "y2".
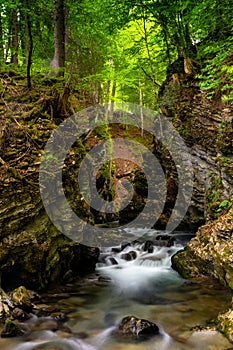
[{"x1": 1, "y1": 231, "x2": 233, "y2": 350}]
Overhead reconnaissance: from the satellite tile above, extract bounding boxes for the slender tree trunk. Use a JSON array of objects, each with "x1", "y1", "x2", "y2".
[
  {"x1": 142, "y1": 11, "x2": 157, "y2": 103},
  {"x1": 110, "y1": 81, "x2": 116, "y2": 116},
  {"x1": 11, "y1": 8, "x2": 19, "y2": 64},
  {"x1": 139, "y1": 81, "x2": 143, "y2": 137},
  {"x1": 0, "y1": 11, "x2": 3, "y2": 63},
  {"x1": 52, "y1": 0, "x2": 65, "y2": 76},
  {"x1": 24, "y1": 0, "x2": 33, "y2": 89}
]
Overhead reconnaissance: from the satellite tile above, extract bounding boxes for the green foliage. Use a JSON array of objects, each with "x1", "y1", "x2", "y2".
[
  {"x1": 1, "y1": 0, "x2": 233, "y2": 105},
  {"x1": 216, "y1": 196, "x2": 233, "y2": 213}
]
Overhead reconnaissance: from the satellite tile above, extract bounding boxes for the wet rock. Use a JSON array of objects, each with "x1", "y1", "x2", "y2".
[
  {"x1": 121, "y1": 251, "x2": 137, "y2": 261},
  {"x1": 107, "y1": 257, "x2": 118, "y2": 265},
  {"x1": 1, "y1": 319, "x2": 24, "y2": 338},
  {"x1": 0, "y1": 212, "x2": 99, "y2": 291},
  {"x1": 121, "y1": 253, "x2": 132, "y2": 261},
  {"x1": 171, "y1": 210, "x2": 233, "y2": 286},
  {"x1": 62, "y1": 270, "x2": 74, "y2": 284},
  {"x1": 0, "y1": 288, "x2": 13, "y2": 318},
  {"x1": 10, "y1": 286, "x2": 32, "y2": 311},
  {"x1": 12, "y1": 307, "x2": 30, "y2": 321},
  {"x1": 143, "y1": 240, "x2": 154, "y2": 253},
  {"x1": 111, "y1": 247, "x2": 121, "y2": 253},
  {"x1": 118, "y1": 315, "x2": 159, "y2": 337},
  {"x1": 218, "y1": 308, "x2": 233, "y2": 343},
  {"x1": 155, "y1": 235, "x2": 175, "y2": 247},
  {"x1": 121, "y1": 242, "x2": 131, "y2": 251},
  {"x1": 129, "y1": 250, "x2": 137, "y2": 259}
]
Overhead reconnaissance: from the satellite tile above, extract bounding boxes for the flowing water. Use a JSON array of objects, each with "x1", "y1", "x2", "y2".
[{"x1": 1, "y1": 229, "x2": 232, "y2": 350}]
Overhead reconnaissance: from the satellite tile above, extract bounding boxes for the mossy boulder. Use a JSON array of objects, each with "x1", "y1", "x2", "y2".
[
  {"x1": 218, "y1": 308, "x2": 233, "y2": 343},
  {"x1": 172, "y1": 210, "x2": 233, "y2": 289},
  {"x1": 10, "y1": 286, "x2": 32, "y2": 311},
  {"x1": 0, "y1": 288, "x2": 13, "y2": 318},
  {"x1": 1, "y1": 320, "x2": 24, "y2": 338}
]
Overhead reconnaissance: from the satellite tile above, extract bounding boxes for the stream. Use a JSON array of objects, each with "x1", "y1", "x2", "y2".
[{"x1": 0, "y1": 229, "x2": 232, "y2": 350}]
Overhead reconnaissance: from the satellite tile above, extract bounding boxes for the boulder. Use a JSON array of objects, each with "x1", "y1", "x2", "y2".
[
  {"x1": 118, "y1": 315, "x2": 159, "y2": 337},
  {"x1": 1, "y1": 319, "x2": 24, "y2": 338},
  {"x1": 143, "y1": 241, "x2": 154, "y2": 253},
  {"x1": 0, "y1": 288, "x2": 13, "y2": 318},
  {"x1": 171, "y1": 210, "x2": 233, "y2": 286},
  {"x1": 10, "y1": 286, "x2": 32, "y2": 311}
]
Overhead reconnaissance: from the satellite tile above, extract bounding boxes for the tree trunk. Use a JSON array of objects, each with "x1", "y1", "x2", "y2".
[
  {"x1": 139, "y1": 81, "x2": 143, "y2": 136},
  {"x1": 0, "y1": 11, "x2": 4, "y2": 63},
  {"x1": 11, "y1": 8, "x2": 19, "y2": 64},
  {"x1": 52, "y1": 0, "x2": 65, "y2": 76},
  {"x1": 24, "y1": 0, "x2": 33, "y2": 89}
]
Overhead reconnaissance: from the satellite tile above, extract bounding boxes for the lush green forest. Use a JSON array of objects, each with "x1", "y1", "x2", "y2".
[{"x1": 1, "y1": 0, "x2": 233, "y2": 107}]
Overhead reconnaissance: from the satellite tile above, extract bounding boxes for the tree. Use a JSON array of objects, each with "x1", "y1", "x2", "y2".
[
  {"x1": 52, "y1": 0, "x2": 65, "y2": 76},
  {"x1": 24, "y1": 0, "x2": 33, "y2": 89},
  {"x1": 10, "y1": 7, "x2": 19, "y2": 64}
]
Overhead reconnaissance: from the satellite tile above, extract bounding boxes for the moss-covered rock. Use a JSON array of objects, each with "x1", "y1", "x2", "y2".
[
  {"x1": 0, "y1": 288, "x2": 12, "y2": 318},
  {"x1": 1, "y1": 319, "x2": 24, "y2": 338},
  {"x1": 172, "y1": 210, "x2": 233, "y2": 288},
  {"x1": 10, "y1": 286, "x2": 32, "y2": 311},
  {"x1": 0, "y1": 211, "x2": 99, "y2": 291},
  {"x1": 218, "y1": 307, "x2": 233, "y2": 343}
]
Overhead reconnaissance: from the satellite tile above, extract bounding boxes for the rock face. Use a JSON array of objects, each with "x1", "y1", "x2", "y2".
[
  {"x1": 0, "y1": 211, "x2": 99, "y2": 290},
  {"x1": 172, "y1": 210, "x2": 233, "y2": 287},
  {"x1": 158, "y1": 65, "x2": 233, "y2": 230},
  {"x1": 118, "y1": 315, "x2": 159, "y2": 337},
  {"x1": 159, "y1": 62, "x2": 233, "y2": 343},
  {"x1": 0, "y1": 76, "x2": 100, "y2": 291}
]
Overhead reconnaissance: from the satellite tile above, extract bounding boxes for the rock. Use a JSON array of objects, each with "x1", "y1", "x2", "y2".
[
  {"x1": 121, "y1": 242, "x2": 131, "y2": 251},
  {"x1": 111, "y1": 247, "x2": 121, "y2": 253},
  {"x1": 171, "y1": 210, "x2": 233, "y2": 287},
  {"x1": 129, "y1": 250, "x2": 137, "y2": 259},
  {"x1": 62, "y1": 270, "x2": 74, "y2": 284},
  {"x1": 12, "y1": 307, "x2": 30, "y2": 321},
  {"x1": 0, "y1": 212, "x2": 99, "y2": 291},
  {"x1": 1, "y1": 319, "x2": 24, "y2": 338},
  {"x1": 118, "y1": 315, "x2": 159, "y2": 337},
  {"x1": 121, "y1": 253, "x2": 132, "y2": 261},
  {"x1": 218, "y1": 308, "x2": 233, "y2": 343},
  {"x1": 143, "y1": 241, "x2": 154, "y2": 253},
  {"x1": 107, "y1": 257, "x2": 118, "y2": 265},
  {"x1": 11, "y1": 286, "x2": 32, "y2": 311},
  {"x1": 121, "y1": 251, "x2": 137, "y2": 261},
  {"x1": 0, "y1": 288, "x2": 13, "y2": 318}
]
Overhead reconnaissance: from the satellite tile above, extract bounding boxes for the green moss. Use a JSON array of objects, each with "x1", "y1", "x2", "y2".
[{"x1": 171, "y1": 249, "x2": 193, "y2": 278}]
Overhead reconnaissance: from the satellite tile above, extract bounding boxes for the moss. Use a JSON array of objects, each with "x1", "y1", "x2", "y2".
[
  {"x1": 1, "y1": 320, "x2": 21, "y2": 337},
  {"x1": 171, "y1": 249, "x2": 193, "y2": 278}
]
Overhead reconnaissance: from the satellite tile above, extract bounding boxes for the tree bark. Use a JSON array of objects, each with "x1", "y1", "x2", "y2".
[
  {"x1": 24, "y1": 0, "x2": 33, "y2": 89},
  {"x1": 0, "y1": 11, "x2": 3, "y2": 63},
  {"x1": 11, "y1": 8, "x2": 19, "y2": 64},
  {"x1": 52, "y1": 0, "x2": 65, "y2": 76}
]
